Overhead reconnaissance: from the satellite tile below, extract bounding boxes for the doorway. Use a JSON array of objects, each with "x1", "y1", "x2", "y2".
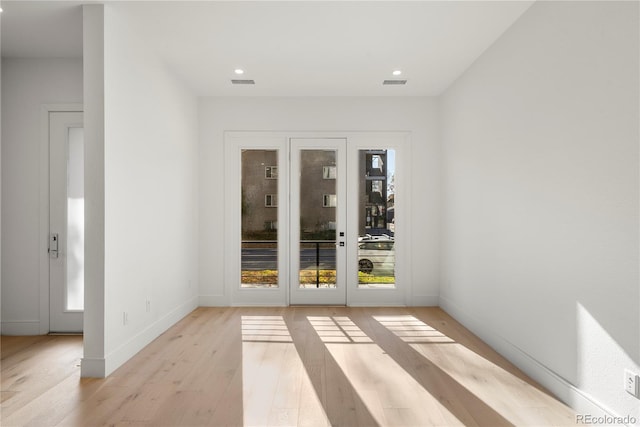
[
  {"x1": 48, "y1": 111, "x2": 84, "y2": 332},
  {"x1": 225, "y1": 132, "x2": 408, "y2": 306}
]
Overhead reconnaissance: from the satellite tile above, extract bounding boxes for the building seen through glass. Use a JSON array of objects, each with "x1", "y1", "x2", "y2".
[{"x1": 240, "y1": 148, "x2": 396, "y2": 288}]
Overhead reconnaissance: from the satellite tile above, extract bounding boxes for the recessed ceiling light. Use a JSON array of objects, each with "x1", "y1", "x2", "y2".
[
  {"x1": 234, "y1": 69, "x2": 244, "y2": 75},
  {"x1": 392, "y1": 70, "x2": 402, "y2": 76}
]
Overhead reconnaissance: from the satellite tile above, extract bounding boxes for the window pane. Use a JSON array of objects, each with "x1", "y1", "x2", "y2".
[
  {"x1": 323, "y1": 166, "x2": 336, "y2": 179},
  {"x1": 358, "y1": 149, "x2": 395, "y2": 288},
  {"x1": 265, "y1": 166, "x2": 278, "y2": 179},
  {"x1": 242, "y1": 150, "x2": 278, "y2": 288},
  {"x1": 265, "y1": 194, "x2": 277, "y2": 207},
  {"x1": 66, "y1": 127, "x2": 84, "y2": 310},
  {"x1": 323, "y1": 194, "x2": 337, "y2": 207},
  {"x1": 300, "y1": 150, "x2": 337, "y2": 288}
]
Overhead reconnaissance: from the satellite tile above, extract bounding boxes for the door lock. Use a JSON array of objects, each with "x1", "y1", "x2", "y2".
[{"x1": 49, "y1": 233, "x2": 59, "y2": 259}]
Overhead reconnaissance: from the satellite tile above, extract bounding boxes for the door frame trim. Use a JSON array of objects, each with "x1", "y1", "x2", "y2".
[{"x1": 39, "y1": 104, "x2": 83, "y2": 334}]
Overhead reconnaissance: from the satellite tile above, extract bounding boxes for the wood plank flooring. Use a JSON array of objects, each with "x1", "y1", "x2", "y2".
[{"x1": 1, "y1": 307, "x2": 576, "y2": 426}]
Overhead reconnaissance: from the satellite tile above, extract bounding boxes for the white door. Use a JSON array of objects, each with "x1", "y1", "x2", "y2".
[
  {"x1": 289, "y1": 138, "x2": 347, "y2": 305},
  {"x1": 49, "y1": 111, "x2": 84, "y2": 332}
]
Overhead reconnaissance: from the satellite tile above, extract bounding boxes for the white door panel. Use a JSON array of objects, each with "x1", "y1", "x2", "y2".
[{"x1": 49, "y1": 111, "x2": 84, "y2": 332}]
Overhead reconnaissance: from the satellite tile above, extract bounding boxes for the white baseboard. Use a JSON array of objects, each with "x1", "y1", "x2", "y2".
[
  {"x1": 199, "y1": 294, "x2": 440, "y2": 307},
  {"x1": 439, "y1": 295, "x2": 625, "y2": 424},
  {"x1": 95, "y1": 296, "x2": 198, "y2": 378},
  {"x1": 231, "y1": 302, "x2": 286, "y2": 307},
  {"x1": 408, "y1": 294, "x2": 439, "y2": 306},
  {"x1": 81, "y1": 357, "x2": 106, "y2": 378},
  {"x1": 348, "y1": 302, "x2": 407, "y2": 307},
  {"x1": 1, "y1": 320, "x2": 41, "y2": 335},
  {"x1": 199, "y1": 294, "x2": 229, "y2": 306}
]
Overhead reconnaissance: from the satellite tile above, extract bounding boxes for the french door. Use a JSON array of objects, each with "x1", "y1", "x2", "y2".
[
  {"x1": 225, "y1": 132, "x2": 406, "y2": 306},
  {"x1": 289, "y1": 138, "x2": 347, "y2": 305}
]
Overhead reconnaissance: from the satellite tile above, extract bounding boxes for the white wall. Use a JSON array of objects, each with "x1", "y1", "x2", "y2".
[
  {"x1": 199, "y1": 97, "x2": 440, "y2": 306},
  {"x1": 82, "y1": 4, "x2": 106, "y2": 377},
  {"x1": 1, "y1": 20, "x2": 3, "y2": 326},
  {"x1": 81, "y1": 4, "x2": 199, "y2": 376},
  {"x1": 440, "y1": 0, "x2": 639, "y2": 421},
  {"x1": 1, "y1": 58, "x2": 83, "y2": 334}
]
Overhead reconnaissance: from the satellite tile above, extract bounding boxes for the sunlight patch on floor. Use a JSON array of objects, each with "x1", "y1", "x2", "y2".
[
  {"x1": 373, "y1": 315, "x2": 573, "y2": 426},
  {"x1": 412, "y1": 341, "x2": 574, "y2": 426},
  {"x1": 308, "y1": 316, "x2": 373, "y2": 343},
  {"x1": 241, "y1": 315, "x2": 293, "y2": 342},
  {"x1": 373, "y1": 315, "x2": 455, "y2": 343},
  {"x1": 308, "y1": 316, "x2": 465, "y2": 427},
  {"x1": 241, "y1": 316, "x2": 330, "y2": 426}
]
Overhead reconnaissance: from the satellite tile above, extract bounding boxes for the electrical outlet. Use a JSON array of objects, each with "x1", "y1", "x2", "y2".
[
  {"x1": 123, "y1": 311, "x2": 128, "y2": 326},
  {"x1": 624, "y1": 370, "x2": 639, "y2": 398}
]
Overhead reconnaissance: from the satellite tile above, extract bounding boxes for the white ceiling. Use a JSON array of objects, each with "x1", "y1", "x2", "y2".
[
  {"x1": 1, "y1": 1, "x2": 83, "y2": 58},
  {"x1": 1, "y1": 1, "x2": 534, "y2": 96}
]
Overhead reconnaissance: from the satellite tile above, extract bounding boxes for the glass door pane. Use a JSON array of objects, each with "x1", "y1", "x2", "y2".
[
  {"x1": 358, "y1": 149, "x2": 396, "y2": 288},
  {"x1": 290, "y1": 139, "x2": 346, "y2": 305},
  {"x1": 299, "y1": 150, "x2": 337, "y2": 288},
  {"x1": 241, "y1": 149, "x2": 279, "y2": 288},
  {"x1": 66, "y1": 127, "x2": 85, "y2": 310}
]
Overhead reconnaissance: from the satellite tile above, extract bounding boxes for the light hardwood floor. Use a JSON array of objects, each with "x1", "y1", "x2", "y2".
[{"x1": 1, "y1": 307, "x2": 576, "y2": 426}]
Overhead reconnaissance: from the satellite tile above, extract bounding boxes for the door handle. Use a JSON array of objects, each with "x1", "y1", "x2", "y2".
[{"x1": 49, "y1": 233, "x2": 59, "y2": 259}]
